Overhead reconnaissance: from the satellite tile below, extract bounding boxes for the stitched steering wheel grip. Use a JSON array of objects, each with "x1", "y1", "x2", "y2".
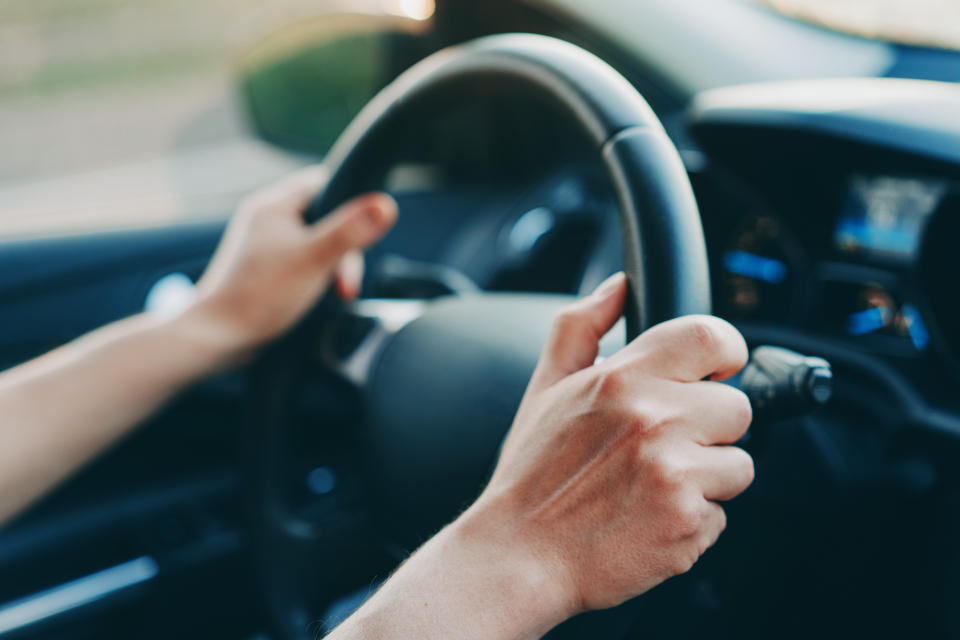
[{"x1": 307, "y1": 33, "x2": 711, "y2": 338}]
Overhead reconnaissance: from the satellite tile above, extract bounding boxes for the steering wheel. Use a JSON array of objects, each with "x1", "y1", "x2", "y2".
[{"x1": 247, "y1": 33, "x2": 711, "y2": 640}]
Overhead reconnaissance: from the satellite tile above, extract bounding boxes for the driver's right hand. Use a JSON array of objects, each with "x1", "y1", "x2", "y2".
[{"x1": 464, "y1": 271, "x2": 755, "y2": 618}]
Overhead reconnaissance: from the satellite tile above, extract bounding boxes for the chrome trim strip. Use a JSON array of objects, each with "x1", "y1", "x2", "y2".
[{"x1": 0, "y1": 556, "x2": 158, "y2": 635}]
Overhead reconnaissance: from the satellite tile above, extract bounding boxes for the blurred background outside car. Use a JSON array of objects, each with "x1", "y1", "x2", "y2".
[
  {"x1": 0, "y1": 0, "x2": 435, "y2": 237},
  {"x1": 0, "y1": 0, "x2": 956, "y2": 237}
]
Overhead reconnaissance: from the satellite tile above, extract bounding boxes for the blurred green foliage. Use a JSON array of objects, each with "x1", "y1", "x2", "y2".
[
  {"x1": 0, "y1": 0, "x2": 331, "y2": 98},
  {"x1": 242, "y1": 32, "x2": 388, "y2": 153}
]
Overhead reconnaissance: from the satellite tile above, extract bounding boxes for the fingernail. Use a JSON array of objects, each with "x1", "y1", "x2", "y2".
[{"x1": 594, "y1": 272, "x2": 626, "y2": 298}]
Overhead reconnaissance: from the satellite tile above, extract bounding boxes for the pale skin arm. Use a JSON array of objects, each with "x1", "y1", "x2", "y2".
[{"x1": 0, "y1": 167, "x2": 398, "y2": 525}]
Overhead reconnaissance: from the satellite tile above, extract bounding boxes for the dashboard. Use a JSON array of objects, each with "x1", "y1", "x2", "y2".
[
  {"x1": 685, "y1": 78, "x2": 960, "y2": 400},
  {"x1": 711, "y1": 172, "x2": 952, "y2": 356}
]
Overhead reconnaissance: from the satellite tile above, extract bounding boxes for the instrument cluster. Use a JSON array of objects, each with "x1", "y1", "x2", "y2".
[{"x1": 713, "y1": 173, "x2": 956, "y2": 362}]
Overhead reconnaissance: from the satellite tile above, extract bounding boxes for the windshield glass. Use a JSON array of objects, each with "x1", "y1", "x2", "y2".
[
  {"x1": 752, "y1": 0, "x2": 960, "y2": 51},
  {"x1": 0, "y1": 0, "x2": 433, "y2": 238}
]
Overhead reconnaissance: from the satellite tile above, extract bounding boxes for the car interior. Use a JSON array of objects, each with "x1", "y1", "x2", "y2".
[{"x1": 1, "y1": 0, "x2": 960, "y2": 638}]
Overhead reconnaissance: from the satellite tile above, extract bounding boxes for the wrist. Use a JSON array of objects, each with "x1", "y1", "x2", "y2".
[
  {"x1": 333, "y1": 506, "x2": 576, "y2": 640},
  {"x1": 163, "y1": 299, "x2": 256, "y2": 374},
  {"x1": 444, "y1": 504, "x2": 579, "y2": 638}
]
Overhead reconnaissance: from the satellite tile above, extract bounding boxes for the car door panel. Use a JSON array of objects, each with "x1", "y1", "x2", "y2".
[{"x1": 0, "y1": 221, "x2": 262, "y2": 639}]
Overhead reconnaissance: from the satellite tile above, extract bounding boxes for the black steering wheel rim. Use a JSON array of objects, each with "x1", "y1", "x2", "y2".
[
  {"x1": 307, "y1": 32, "x2": 711, "y2": 337},
  {"x1": 248, "y1": 33, "x2": 711, "y2": 640}
]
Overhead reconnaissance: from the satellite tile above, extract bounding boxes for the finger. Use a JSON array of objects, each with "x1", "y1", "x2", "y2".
[
  {"x1": 618, "y1": 315, "x2": 748, "y2": 383},
  {"x1": 530, "y1": 272, "x2": 627, "y2": 390},
  {"x1": 283, "y1": 164, "x2": 330, "y2": 208},
  {"x1": 695, "y1": 445, "x2": 755, "y2": 502},
  {"x1": 697, "y1": 501, "x2": 728, "y2": 554},
  {"x1": 668, "y1": 381, "x2": 753, "y2": 445},
  {"x1": 254, "y1": 165, "x2": 330, "y2": 215},
  {"x1": 335, "y1": 251, "x2": 365, "y2": 301},
  {"x1": 309, "y1": 192, "x2": 398, "y2": 264}
]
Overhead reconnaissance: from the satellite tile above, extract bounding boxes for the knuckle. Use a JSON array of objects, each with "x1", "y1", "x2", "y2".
[
  {"x1": 551, "y1": 305, "x2": 588, "y2": 337},
  {"x1": 733, "y1": 447, "x2": 756, "y2": 489},
  {"x1": 669, "y1": 546, "x2": 699, "y2": 576},
  {"x1": 671, "y1": 498, "x2": 705, "y2": 539},
  {"x1": 715, "y1": 506, "x2": 729, "y2": 535},
  {"x1": 649, "y1": 452, "x2": 689, "y2": 492},
  {"x1": 726, "y1": 387, "x2": 754, "y2": 431},
  {"x1": 627, "y1": 409, "x2": 656, "y2": 439},
  {"x1": 594, "y1": 365, "x2": 628, "y2": 399},
  {"x1": 624, "y1": 409, "x2": 662, "y2": 442},
  {"x1": 325, "y1": 223, "x2": 356, "y2": 252},
  {"x1": 317, "y1": 216, "x2": 366, "y2": 258},
  {"x1": 699, "y1": 506, "x2": 727, "y2": 555},
  {"x1": 684, "y1": 316, "x2": 723, "y2": 355}
]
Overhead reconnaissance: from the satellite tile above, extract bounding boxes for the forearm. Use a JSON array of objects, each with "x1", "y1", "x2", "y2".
[
  {"x1": 0, "y1": 177, "x2": 397, "y2": 527},
  {"x1": 328, "y1": 503, "x2": 574, "y2": 640},
  {"x1": 0, "y1": 305, "x2": 236, "y2": 524}
]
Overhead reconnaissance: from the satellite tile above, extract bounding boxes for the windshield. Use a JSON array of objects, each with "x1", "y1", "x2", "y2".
[
  {"x1": 0, "y1": 0, "x2": 432, "y2": 238},
  {"x1": 752, "y1": 0, "x2": 960, "y2": 51}
]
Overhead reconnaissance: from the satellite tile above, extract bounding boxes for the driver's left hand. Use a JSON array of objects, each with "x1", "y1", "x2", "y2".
[{"x1": 187, "y1": 166, "x2": 398, "y2": 361}]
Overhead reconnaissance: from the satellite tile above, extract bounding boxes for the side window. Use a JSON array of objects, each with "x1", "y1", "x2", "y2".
[{"x1": 0, "y1": 1, "x2": 435, "y2": 238}]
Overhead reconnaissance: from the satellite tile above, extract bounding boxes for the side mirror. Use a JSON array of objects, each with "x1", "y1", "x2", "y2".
[{"x1": 238, "y1": 14, "x2": 432, "y2": 154}]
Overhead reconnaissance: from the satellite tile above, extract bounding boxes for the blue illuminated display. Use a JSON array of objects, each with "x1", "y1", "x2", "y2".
[
  {"x1": 834, "y1": 175, "x2": 945, "y2": 260},
  {"x1": 901, "y1": 304, "x2": 930, "y2": 351},
  {"x1": 845, "y1": 303, "x2": 930, "y2": 351},
  {"x1": 835, "y1": 220, "x2": 917, "y2": 257},
  {"x1": 723, "y1": 250, "x2": 788, "y2": 284},
  {"x1": 847, "y1": 306, "x2": 888, "y2": 336}
]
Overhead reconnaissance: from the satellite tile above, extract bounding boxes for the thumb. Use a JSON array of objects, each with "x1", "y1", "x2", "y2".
[
  {"x1": 309, "y1": 192, "x2": 398, "y2": 264},
  {"x1": 530, "y1": 272, "x2": 627, "y2": 391}
]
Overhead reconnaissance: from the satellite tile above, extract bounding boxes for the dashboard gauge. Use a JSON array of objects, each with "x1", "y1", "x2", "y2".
[
  {"x1": 719, "y1": 214, "x2": 803, "y2": 322},
  {"x1": 834, "y1": 175, "x2": 946, "y2": 263},
  {"x1": 820, "y1": 280, "x2": 930, "y2": 351}
]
